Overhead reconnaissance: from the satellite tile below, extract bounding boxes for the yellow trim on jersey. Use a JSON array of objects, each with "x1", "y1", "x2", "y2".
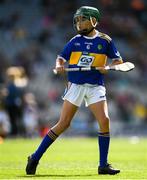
[
  {"x1": 69, "y1": 52, "x2": 107, "y2": 67},
  {"x1": 99, "y1": 32, "x2": 112, "y2": 43},
  {"x1": 90, "y1": 53, "x2": 107, "y2": 67},
  {"x1": 69, "y1": 52, "x2": 82, "y2": 64}
]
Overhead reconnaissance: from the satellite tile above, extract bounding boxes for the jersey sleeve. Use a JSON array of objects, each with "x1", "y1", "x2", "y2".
[
  {"x1": 106, "y1": 40, "x2": 122, "y2": 60},
  {"x1": 59, "y1": 40, "x2": 73, "y2": 62}
]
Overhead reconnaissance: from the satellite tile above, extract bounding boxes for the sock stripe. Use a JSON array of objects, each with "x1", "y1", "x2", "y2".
[
  {"x1": 98, "y1": 132, "x2": 110, "y2": 137},
  {"x1": 48, "y1": 130, "x2": 58, "y2": 141},
  {"x1": 48, "y1": 132, "x2": 56, "y2": 140},
  {"x1": 50, "y1": 129, "x2": 58, "y2": 137}
]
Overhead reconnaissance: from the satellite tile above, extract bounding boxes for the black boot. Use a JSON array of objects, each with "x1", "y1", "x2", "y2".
[
  {"x1": 26, "y1": 156, "x2": 39, "y2": 175},
  {"x1": 98, "y1": 164, "x2": 120, "y2": 175}
]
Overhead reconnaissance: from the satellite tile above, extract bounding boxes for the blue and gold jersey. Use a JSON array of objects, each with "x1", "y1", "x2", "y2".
[{"x1": 59, "y1": 31, "x2": 122, "y2": 85}]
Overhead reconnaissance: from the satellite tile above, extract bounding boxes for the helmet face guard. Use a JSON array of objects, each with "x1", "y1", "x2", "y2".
[
  {"x1": 73, "y1": 15, "x2": 93, "y2": 35},
  {"x1": 73, "y1": 6, "x2": 100, "y2": 35}
]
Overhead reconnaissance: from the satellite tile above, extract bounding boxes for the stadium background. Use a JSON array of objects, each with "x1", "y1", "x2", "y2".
[{"x1": 0, "y1": 0, "x2": 147, "y2": 138}]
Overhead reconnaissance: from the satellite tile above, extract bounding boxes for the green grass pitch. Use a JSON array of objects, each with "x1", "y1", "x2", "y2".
[{"x1": 0, "y1": 137, "x2": 147, "y2": 179}]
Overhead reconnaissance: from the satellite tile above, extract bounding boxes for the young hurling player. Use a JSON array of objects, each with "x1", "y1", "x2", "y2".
[{"x1": 26, "y1": 6, "x2": 123, "y2": 175}]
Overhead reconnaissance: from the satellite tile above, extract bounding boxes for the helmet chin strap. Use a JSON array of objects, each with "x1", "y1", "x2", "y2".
[{"x1": 90, "y1": 16, "x2": 97, "y2": 27}]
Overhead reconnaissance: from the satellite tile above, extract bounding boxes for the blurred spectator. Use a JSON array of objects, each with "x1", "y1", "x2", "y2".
[
  {"x1": 23, "y1": 92, "x2": 39, "y2": 137},
  {"x1": 131, "y1": 0, "x2": 145, "y2": 10},
  {"x1": 37, "y1": 101, "x2": 50, "y2": 137},
  {"x1": 0, "y1": 91, "x2": 11, "y2": 138},
  {"x1": 133, "y1": 102, "x2": 147, "y2": 124},
  {"x1": 0, "y1": 52, "x2": 10, "y2": 83},
  {"x1": 116, "y1": 93, "x2": 135, "y2": 123},
  {"x1": 130, "y1": 0, "x2": 147, "y2": 27},
  {"x1": 0, "y1": 105, "x2": 11, "y2": 138},
  {"x1": 4, "y1": 66, "x2": 26, "y2": 136}
]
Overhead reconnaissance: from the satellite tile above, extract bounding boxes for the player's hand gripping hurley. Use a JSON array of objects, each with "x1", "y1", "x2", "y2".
[{"x1": 53, "y1": 62, "x2": 135, "y2": 74}]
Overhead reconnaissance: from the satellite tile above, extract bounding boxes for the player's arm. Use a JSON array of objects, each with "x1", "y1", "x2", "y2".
[
  {"x1": 109, "y1": 59, "x2": 123, "y2": 66},
  {"x1": 100, "y1": 59, "x2": 123, "y2": 74},
  {"x1": 55, "y1": 39, "x2": 73, "y2": 74},
  {"x1": 55, "y1": 57, "x2": 66, "y2": 74},
  {"x1": 100, "y1": 38, "x2": 123, "y2": 74}
]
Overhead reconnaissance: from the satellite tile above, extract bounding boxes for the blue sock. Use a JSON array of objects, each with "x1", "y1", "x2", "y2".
[
  {"x1": 98, "y1": 132, "x2": 110, "y2": 167},
  {"x1": 32, "y1": 129, "x2": 58, "y2": 161}
]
